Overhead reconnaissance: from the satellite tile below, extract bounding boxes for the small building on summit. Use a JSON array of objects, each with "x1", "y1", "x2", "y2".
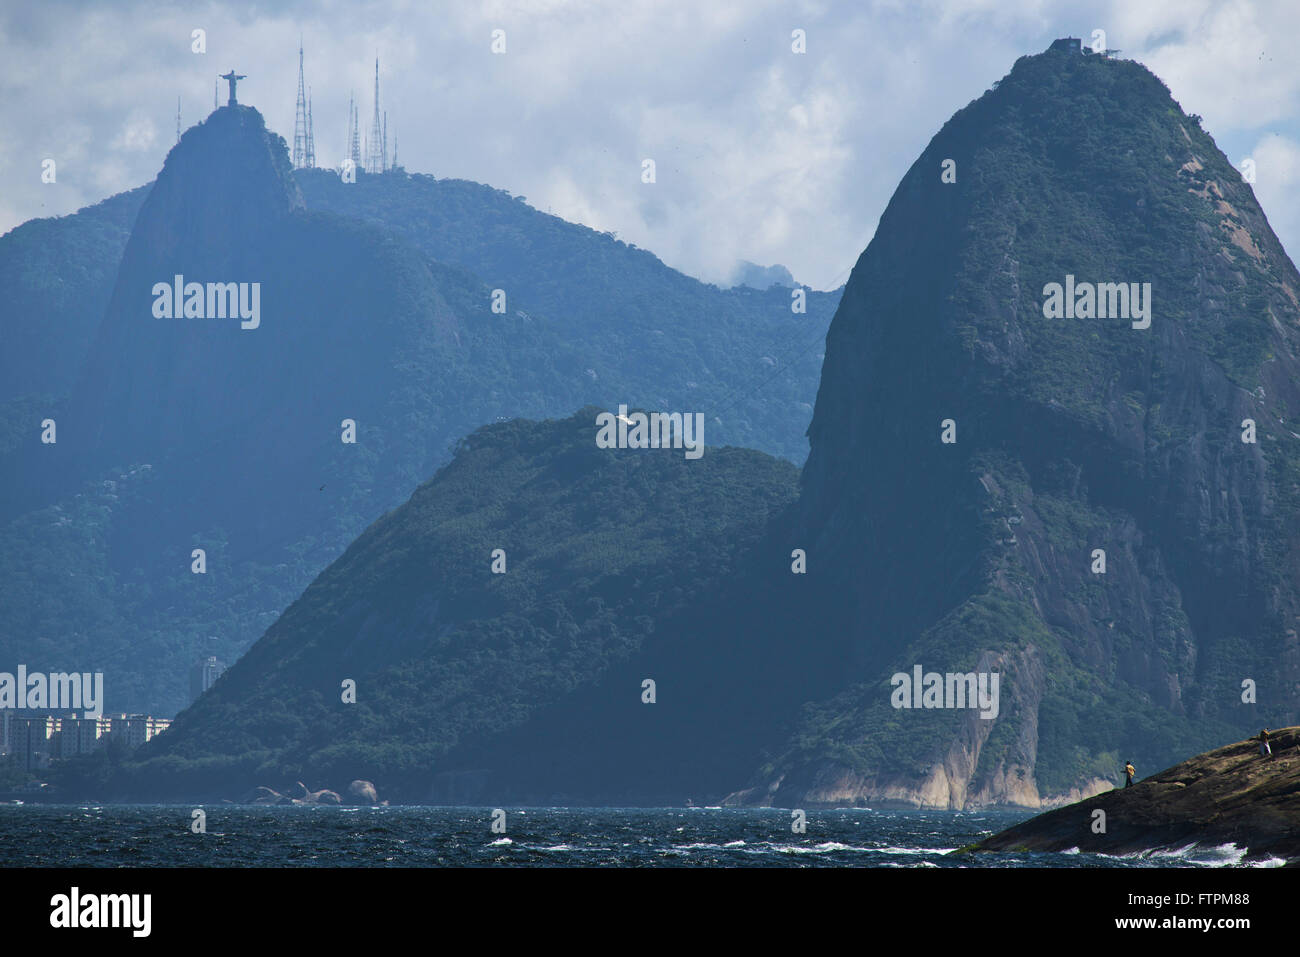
[{"x1": 1049, "y1": 37, "x2": 1082, "y2": 54}]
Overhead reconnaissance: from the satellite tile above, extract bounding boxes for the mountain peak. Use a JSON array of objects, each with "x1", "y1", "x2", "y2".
[
  {"x1": 765, "y1": 41, "x2": 1300, "y2": 808},
  {"x1": 148, "y1": 104, "x2": 303, "y2": 260},
  {"x1": 64, "y1": 104, "x2": 307, "y2": 461}
]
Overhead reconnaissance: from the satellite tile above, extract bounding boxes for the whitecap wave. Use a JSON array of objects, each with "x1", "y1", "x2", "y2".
[
  {"x1": 878, "y1": 845, "x2": 958, "y2": 855},
  {"x1": 774, "y1": 841, "x2": 872, "y2": 854},
  {"x1": 1123, "y1": 842, "x2": 1248, "y2": 867}
]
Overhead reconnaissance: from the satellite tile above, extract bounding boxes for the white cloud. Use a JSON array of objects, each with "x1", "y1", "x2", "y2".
[
  {"x1": 1126, "y1": 0, "x2": 1300, "y2": 130},
  {"x1": 110, "y1": 112, "x2": 159, "y2": 153},
  {"x1": 0, "y1": 0, "x2": 1297, "y2": 290},
  {"x1": 1250, "y1": 132, "x2": 1300, "y2": 264}
]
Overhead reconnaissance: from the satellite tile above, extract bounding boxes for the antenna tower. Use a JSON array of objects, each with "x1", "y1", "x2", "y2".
[
  {"x1": 293, "y1": 39, "x2": 308, "y2": 168},
  {"x1": 365, "y1": 57, "x2": 384, "y2": 173},
  {"x1": 348, "y1": 93, "x2": 362, "y2": 171},
  {"x1": 305, "y1": 87, "x2": 315, "y2": 168}
]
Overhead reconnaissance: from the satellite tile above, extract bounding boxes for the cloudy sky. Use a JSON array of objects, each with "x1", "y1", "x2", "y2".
[{"x1": 2, "y1": 0, "x2": 1297, "y2": 289}]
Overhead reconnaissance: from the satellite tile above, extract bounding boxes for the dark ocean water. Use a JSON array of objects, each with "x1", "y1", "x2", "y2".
[{"x1": 0, "y1": 805, "x2": 1282, "y2": 867}]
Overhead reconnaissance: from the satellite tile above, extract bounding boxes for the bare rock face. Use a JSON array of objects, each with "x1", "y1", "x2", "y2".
[
  {"x1": 974, "y1": 727, "x2": 1300, "y2": 863},
  {"x1": 756, "y1": 648, "x2": 1067, "y2": 810},
  {"x1": 347, "y1": 780, "x2": 379, "y2": 805},
  {"x1": 241, "y1": 786, "x2": 283, "y2": 805},
  {"x1": 306, "y1": 789, "x2": 342, "y2": 805}
]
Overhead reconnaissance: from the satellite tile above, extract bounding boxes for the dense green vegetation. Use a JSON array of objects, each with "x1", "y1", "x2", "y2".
[{"x1": 119, "y1": 409, "x2": 800, "y2": 799}]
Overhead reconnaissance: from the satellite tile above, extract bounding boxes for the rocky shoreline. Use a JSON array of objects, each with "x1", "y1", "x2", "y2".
[
  {"x1": 970, "y1": 727, "x2": 1300, "y2": 864},
  {"x1": 236, "y1": 779, "x2": 384, "y2": 807}
]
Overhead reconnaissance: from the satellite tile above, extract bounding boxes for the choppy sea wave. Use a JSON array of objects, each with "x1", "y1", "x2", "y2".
[{"x1": 0, "y1": 805, "x2": 1283, "y2": 867}]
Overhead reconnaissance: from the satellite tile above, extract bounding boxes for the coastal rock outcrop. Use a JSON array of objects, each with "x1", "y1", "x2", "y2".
[
  {"x1": 348, "y1": 780, "x2": 379, "y2": 805},
  {"x1": 973, "y1": 727, "x2": 1300, "y2": 863}
]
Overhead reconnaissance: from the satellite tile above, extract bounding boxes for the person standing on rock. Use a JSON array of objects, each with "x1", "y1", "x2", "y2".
[
  {"x1": 1259, "y1": 729, "x2": 1272, "y2": 759},
  {"x1": 1125, "y1": 761, "x2": 1136, "y2": 787}
]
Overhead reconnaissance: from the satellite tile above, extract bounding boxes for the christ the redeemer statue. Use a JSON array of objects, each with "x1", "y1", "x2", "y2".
[{"x1": 219, "y1": 70, "x2": 246, "y2": 106}]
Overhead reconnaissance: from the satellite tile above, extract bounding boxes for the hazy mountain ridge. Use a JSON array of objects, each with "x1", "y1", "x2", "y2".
[
  {"x1": 0, "y1": 104, "x2": 839, "y2": 716},
  {"x1": 0, "y1": 185, "x2": 150, "y2": 407},
  {"x1": 297, "y1": 167, "x2": 840, "y2": 463}
]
